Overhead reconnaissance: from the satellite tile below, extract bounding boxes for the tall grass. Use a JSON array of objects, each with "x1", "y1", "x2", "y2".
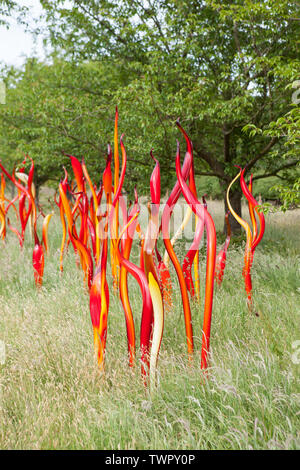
[{"x1": 0, "y1": 202, "x2": 299, "y2": 449}]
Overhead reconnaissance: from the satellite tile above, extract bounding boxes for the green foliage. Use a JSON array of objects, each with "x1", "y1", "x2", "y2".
[
  {"x1": 196, "y1": 176, "x2": 223, "y2": 200},
  {"x1": 0, "y1": 0, "x2": 299, "y2": 211},
  {"x1": 272, "y1": 178, "x2": 300, "y2": 211},
  {"x1": 0, "y1": 0, "x2": 16, "y2": 24},
  {"x1": 243, "y1": 93, "x2": 300, "y2": 211},
  {"x1": 0, "y1": 0, "x2": 27, "y2": 26},
  {"x1": 252, "y1": 177, "x2": 282, "y2": 201}
]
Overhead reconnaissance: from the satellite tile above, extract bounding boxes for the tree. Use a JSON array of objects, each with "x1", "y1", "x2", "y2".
[
  {"x1": 0, "y1": 57, "x2": 163, "y2": 193},
  {"x1": 1, "y1": 0, "x2": 299, "y2": 230},
  {"x1": 37, "y1": 0, "x2": 300, "y2": 229}
]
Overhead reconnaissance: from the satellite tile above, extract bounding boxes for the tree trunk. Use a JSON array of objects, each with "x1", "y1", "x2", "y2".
[
  {"x1": 35, "y1": 183, "x2": 40, "y2": 206},
  {"x1": 33, "y1": 167, "x2": 45, "y2": 206},
  {"x1": 223, "y1": 186, "x2": 242, "y2": 234}
]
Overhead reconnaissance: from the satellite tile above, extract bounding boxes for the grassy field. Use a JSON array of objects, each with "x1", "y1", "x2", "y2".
[{"x1": 0, "y1": 200, "x2": 299, "y2": 450}]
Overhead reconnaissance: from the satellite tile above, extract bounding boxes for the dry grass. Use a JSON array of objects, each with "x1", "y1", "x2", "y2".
[{"x1": 0, "y1": 202, "x2": 299, "y2": 449}]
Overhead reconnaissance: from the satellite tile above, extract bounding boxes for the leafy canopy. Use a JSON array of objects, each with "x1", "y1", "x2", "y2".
[{"x1": 0, "y1": 0, "x2": 299, "y2": 213}]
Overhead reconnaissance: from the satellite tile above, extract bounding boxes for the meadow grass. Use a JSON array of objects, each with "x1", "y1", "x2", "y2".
[{"x1": 0, "y1": 201, "x2": 299, "y2": 450}]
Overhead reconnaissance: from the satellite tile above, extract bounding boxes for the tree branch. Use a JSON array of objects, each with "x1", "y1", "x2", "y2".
[
  {"x1": 193, "y1": 147, "x2": 225, "y2": 180},
  {"x1": 252, "y1": 160, "x2": 299, "y2": 181},
  {"x1": 246, "y1": 137, "x2": 278, "y2": 172},
  {"x1": 74, "y1": 0, "x2": 128, "y2": 48}
]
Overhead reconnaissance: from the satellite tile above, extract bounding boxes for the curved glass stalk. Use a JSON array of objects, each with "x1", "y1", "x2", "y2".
[
  {"x1": 148, "y1": 272, "x2": 164, "y2": 393},
  {"x1": 247, "y1": 175, "x2": 258, "y2": 244},
  {"x1": 161, "y1": 145, "x2": 194, "y2": 358},
  {"x1": 163, "y1": 204, "x2": 192, "y2": 268},
  {"x1": 176, "y1": 121, "x2": 201, "y2": 302},
  {"x1": 0, "y1": 158, "x2": 45, "y2": 287},
  {"x1": 215, "y1": 211, "x2": 231, "y2": 286},
  {"x1": 57, "y1": 168, "x2": 69, "y2": 272},
  {"x1": 115, "y1": 213, "x2": 153, "y2": 380},
  {"x1": 175, "y1": 142, "x2": 216, "y2": 370},
  {"x1": 59, "y1": 181, "x2": 93, "y2": 289},
  {"x1": 226, "y1": 170, "x2": 253, "y2": 307},
  {"x1": 42, "y1": 213, "x2": 53, "y2": 255},
  {"x1": 112, "y1": 106, "x2": 120, "y2": 291},
  {"x1": 143, "y1": 152, "x2": 164, "y2": 388},
  {"x1": 32, "y1": 243, "x2": 44, "y2": 288},
  {"x1": 82, "y1": 159, "x2": 100, "y2": 262},
  {"x1": 240, "y1": 168, "x2": 265, "y2": 253},
  {"x1": 109, "y1": 137, "x2": 137, "y2": 367},
  {"x1": 182, "y1": 214, "x2": 204, "y2": 297},
  {"x1": 90, "y1": 258, "x2": 109, "y2": 369},
  {"x1": 155, "y1": 246, "x2": 172, "y2": 312},
  {"x1": 89, "y1": 149, "x2": 114, "y2": 369},
  {"x1": 0, "y1": 205, "x2": 5, "y2": 240}
]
